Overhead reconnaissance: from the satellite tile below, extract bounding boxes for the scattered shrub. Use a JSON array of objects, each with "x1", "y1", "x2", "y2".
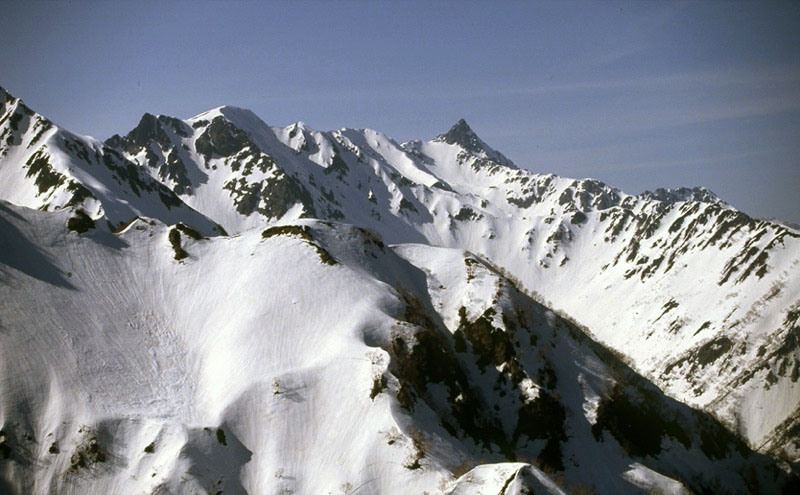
[
  {"x1": 262, "y1": 225, "x2": 337, "y2": 265},
  {"x1": 168, "y1": 228, "x2": 188, "y2": 260},
  {"x1": 216, "y1": 428, "x2": 227, "y2": 446},
  {"x1": 69, "y1": 436, "x2": 106, "y2": 471},
  {"x1": 175, "y1": 223, "x2": 204, "y2": 240},
  {"x1": 67, "y1": 210, "x2": 95, "y2": 234},
  {"x1": 370, "y1": 375, "x2": 388, "y2": 400}
]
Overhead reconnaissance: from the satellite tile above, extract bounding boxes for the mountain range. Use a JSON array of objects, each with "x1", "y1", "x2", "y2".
[{"x1": 1, "y1": 85, "x2": 798, "y2": 494}]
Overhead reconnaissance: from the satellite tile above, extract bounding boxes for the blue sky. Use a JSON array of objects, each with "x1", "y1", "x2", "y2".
[{"x1": 2, "y1": 1, "x2": 799, "y2": 222}]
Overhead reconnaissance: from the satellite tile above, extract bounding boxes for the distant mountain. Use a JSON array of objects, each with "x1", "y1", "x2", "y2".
[
  {"x1": 0, "y1": 88, "x2": 222, "y2": 234},
  {"x1": 1, "y1": 85, "x2": 798, "y2": 493}
]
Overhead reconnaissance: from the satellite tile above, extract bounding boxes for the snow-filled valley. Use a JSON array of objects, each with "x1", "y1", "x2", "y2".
[{"x1": 1, "y1": 86, "x2": 798, "y2": 494}]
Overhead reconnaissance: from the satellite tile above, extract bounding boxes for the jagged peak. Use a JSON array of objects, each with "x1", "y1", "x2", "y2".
[
  {"x1": 436, "y1": 118, "x2": 480, "y2": 149},
  {"x1": 639, "y1": 186, "x2": 726, "y2": 206},
  {"x1": 434, "y1": 118, "x2": 516, "y2": 168},
  {"x1": 289, "y1": 120, "x2": 310, "y2": 131},
  {"x1": 106, "y1": 112, "x2": 190, "y2": 149}
]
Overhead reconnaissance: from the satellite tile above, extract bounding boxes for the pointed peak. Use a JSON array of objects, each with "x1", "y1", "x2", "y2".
[
  {"x1": 439, "y1": 118, "x2": 476, "y2": 144},
  {"x1": 451, "y1": 118, "x2": 472, "y2": 131},
  {"x1": 125, "y1": 112, "x2": 168, "y2": 143},
  {"x1": 434, "y1": 118, "x2": 516, "y2": 169}
]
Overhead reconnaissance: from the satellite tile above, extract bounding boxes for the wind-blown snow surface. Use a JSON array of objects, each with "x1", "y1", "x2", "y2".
[
  {"x1": 0, "y1": 203, "x2": 795, "y2": 494},
  {"x1": 1, "y1": 85, "x2": 799, "y2": 492}
]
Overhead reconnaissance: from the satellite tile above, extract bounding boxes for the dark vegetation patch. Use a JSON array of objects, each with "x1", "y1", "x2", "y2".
[
  {"x1": 27, "y1": 119, "x2": 52, "y2": 148},
  {"x1": 662, "y1": 336, "x2": 734, "y2": 377},
  {"x1": 464, "y1": 257, "x2": 480, "y2": 282},
  {"x1": 404, "y1": 429, "x2": 426, "y2": 470},
  {"x1": 168, "y1": 228, "x2": 188, "y2": 260},
  {"x1": 62, "y1": 137, "x2": 93, "y2": 163},
  {"x1": 223, "y1": 172, "x2": 317, "y2": 219},
  {"x1": 392, "y1": 294, "x2": 512, "y2": 457},
  {"x1": 175, "y1": 223, "x2": 203, "y2": 240},
  {"x1": 0, "y1": 431, "x2": 10, "y2": 459},
  {"x1": 65, "y1": 181, "x2": 95, "y2": 207},
  {"x1": 67, "y1": 210, "x2": 95, "y2": 234},
  {"x1": 507, "y1": 194, "x2": 536, "y2": 209},
  {"x1": 261, "y1": 225, "x2": 336, "y2": 265},
  {"x1": 693, "y1": 321, "x2": 712, "y2": 336},
  {"x1": 456, "y1": 307, "x2": 521, "y2": 383},
  {"x1": 69, "y1": 436, "x2": 106, "y2": 471},
  {"x1": 216, "y1": 428, "x2": 227, "y2": 446},
  {"x1": 698, "y1": 419, "x2": 734, "y2": 460},
  {"x1": 262, "y1": 224, "x2": 313, "y2": 241},
  {"x1": 158, "y1": 189, "x2": 183, "y2": 209},
  {"x1": 654, "y1": 298, "x2": 680, "y2": 322},
  {"x1": 570, "y1": 211, "x2": 587, "y2": 225},
  {"x1": 431, "y1": 180, "x2": 454, "y2": 192},
  {"x1": 592, "y1": 384, "x2": 691, "y2": 458},
  {"x1": 25, "y1": 151, "x2": 65, "y2": 195},
  {"x1": 195, "y1": 116, "x2": 252, "y2": 158},
  {"x1": 358, "y1": 227, "x2": 385, "y2": 251},
  {"x1": 370, "y1": 375, "x2": 388, "y2": 400},
  {"x1": 515, "y1": 392, "x2": 567, "y2": 471},
  {"x1": 8, "y1": 111, "x2": 23, "y2": 132},
  {"x1": 162, "y1": 149, "x2": 192, "y2": 195},
  {"x1": 398, "y1": 197, "x2": 418, "y2": 215},
  {"x1": 696, "y1": 337, "x2": 733, "y2": 366},
  {"x1": 454, "y1": 206, "x2": 482, "y2": 222},
  {"x1": 718, "y1": 229, "x2": 775, "y2": 285},
  {"x1": 323, "y1": 148, "x2": 349, "y2": 179}
]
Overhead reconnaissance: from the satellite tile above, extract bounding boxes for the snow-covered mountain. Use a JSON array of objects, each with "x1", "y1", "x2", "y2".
[
  {"x1": 0, "y1": 88, "x2": 222, "y2": 235},
  {"x1": 1, "y1": 85, "x2": 798, "y2": 493},
  {"x1": 99, "y1": 94, "x2": 799, "y2": 462}
]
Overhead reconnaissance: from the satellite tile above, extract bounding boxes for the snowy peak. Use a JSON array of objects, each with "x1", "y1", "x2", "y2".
[
  {"x1": 0, "y1": 87, "x2": 220, "y2": 234},
  {"x1": 435, "y1": 118, "x2": 516, "y2": 168},
  {"x1": 105, "y1": 112, "x2": 191, "y2": 155},
  {"x1": 437, "y1": 118, "x2": 481, "y2": 151}
]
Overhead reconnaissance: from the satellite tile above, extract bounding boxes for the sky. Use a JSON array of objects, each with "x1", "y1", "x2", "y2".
[{"x1": 2, "y1": 1, "x2": 799, "y2": 223}]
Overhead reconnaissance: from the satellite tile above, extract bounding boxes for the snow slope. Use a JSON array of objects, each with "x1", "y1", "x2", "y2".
[{"x1": 0, "y1": 202, "x2": 795, "y2": 494}]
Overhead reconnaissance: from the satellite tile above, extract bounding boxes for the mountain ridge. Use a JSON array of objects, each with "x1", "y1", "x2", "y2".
[{"x1": 1, "y1": 85, "x2": 799, "y2": 492}]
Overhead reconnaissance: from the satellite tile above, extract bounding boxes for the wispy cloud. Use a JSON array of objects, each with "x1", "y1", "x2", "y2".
[
  {"x1": 497, "y1": 65, "x2": 800, "y2": 96},
  {"x1": 241, "y1": 64, "x2": 800, "y2": 108},
  {"x1": 589, "y1": 44, "x2": 649, "y2": 67}
]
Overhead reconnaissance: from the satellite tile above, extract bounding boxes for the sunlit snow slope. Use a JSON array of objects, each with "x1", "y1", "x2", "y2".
[{"x1": 0, "y1": 203, "x2": 796, "y2": 494}]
